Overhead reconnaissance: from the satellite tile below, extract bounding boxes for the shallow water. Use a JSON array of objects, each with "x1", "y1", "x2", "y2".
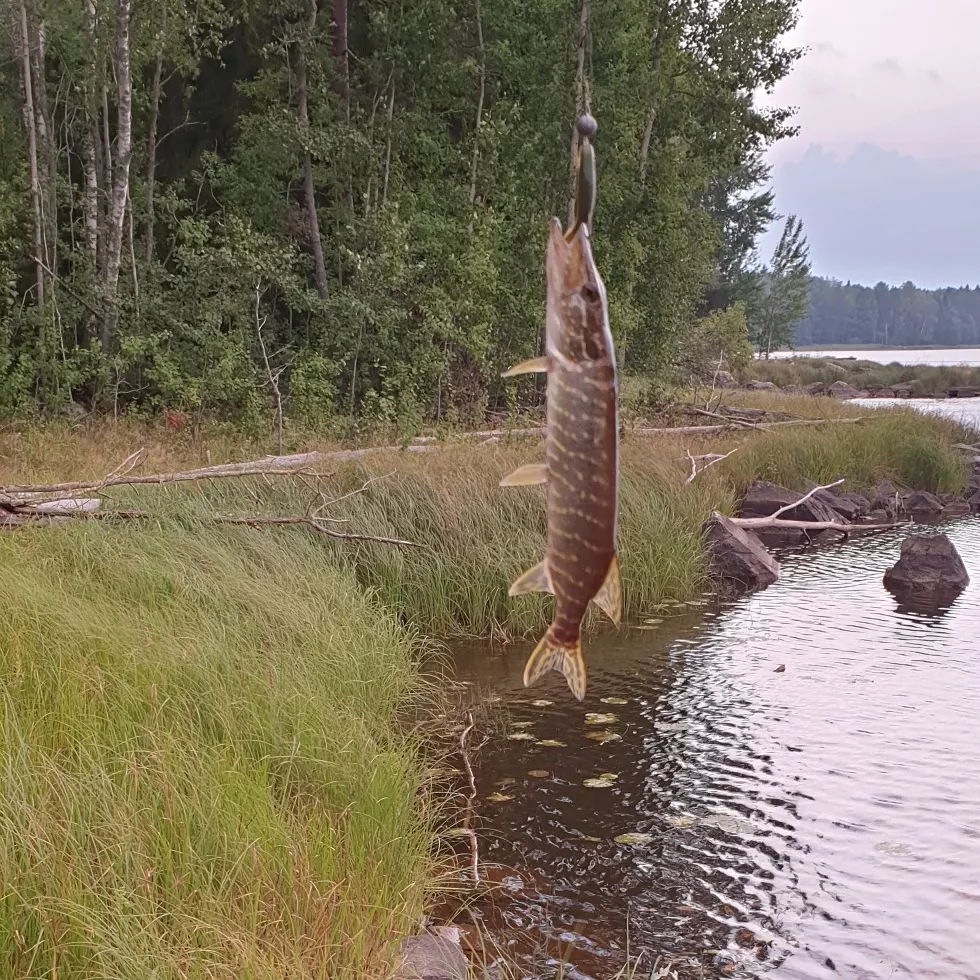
[
  {"x1": 448, "y1": 518, "x2": 980, "y2": 979},
  {"x1": 851, "y1": 396, "x2": 980, "y2": 432}
]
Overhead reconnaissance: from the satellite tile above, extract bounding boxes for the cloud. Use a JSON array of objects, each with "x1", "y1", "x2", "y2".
[
  {"x1": 872, "y1": 57, "x2": 904, "y2": 76},
  {"x1": 925, "y1": 68, "x2": 943, "y2": 85},
  {"x1": 812, "y1": 42, "x2": 846, "y2": 59}
]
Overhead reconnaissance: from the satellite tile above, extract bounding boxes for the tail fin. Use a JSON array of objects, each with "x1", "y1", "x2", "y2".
[{"x1": 522, "y1": 628, "x2": 587, "y2": 701}]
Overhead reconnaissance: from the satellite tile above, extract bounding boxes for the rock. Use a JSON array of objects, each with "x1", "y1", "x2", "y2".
[
  {"x1": 804, "y1": 381, "x2": 828, "y2": 396},
  {"x1": 943, "y1": 499, "x2": 972, "y2": 517},
  {"x1": 738, "y1": 480, "x2": 844, "y2": 548},
  {"x1": 828, "y1": 380, "x2": 863, "y2": 399},
  {"x1": 781, "y1": 385, "x2": 807, "y2": 396},
  {"x1": 948, "y1": 386, "x2": 980, "y2": 398},
  {"x1": 865, "y1": 508, "x2": 890, "y2": 524},
  {"x1": 883, "y1": 533, "x2": 969, "y2": 601},
  {"x1": 743, "y1": 379, "x2": 778, "y2": 391},
  {"x1": 397, "y1": 926, "x2": 469, "y2": 980},
  {"x1": 739, "y1": 480, "x2": 843, "y2": 524},
  {"x1": 819, "y1": 490, "x2": 870, "y2": 521},
  {"x1": 904, "y1": 490, "x2": 944, "y2": 516},
  {"x1": 891, "y1": 383, "x2": 914, "y2": 398},
  {"x1": 704, "y1": 514, "x2": 780, "y2": 592},
  {"x1": 965, "y1": 488, "x2": 980, "y2": 512},
  {"x1": 872, "y1": 478, "x2": 901, "y2": 519},
  {"x1": 713, "y1": 370, "x2": 738, "y2": 389}
]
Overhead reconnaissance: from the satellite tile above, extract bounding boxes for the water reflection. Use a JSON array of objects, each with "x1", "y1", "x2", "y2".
[{"x1": 450, "y1": 520, "x2": 980, "y2": 979}]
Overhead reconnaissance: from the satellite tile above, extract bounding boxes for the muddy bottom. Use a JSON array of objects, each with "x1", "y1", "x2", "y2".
[{"x1": 440, "y1": 519, "x2": 980, "y2": 979}]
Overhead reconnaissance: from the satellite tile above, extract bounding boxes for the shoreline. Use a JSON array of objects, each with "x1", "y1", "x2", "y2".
[{"x1": 0, "y1": 404, "x2": 973, "y2": 978}]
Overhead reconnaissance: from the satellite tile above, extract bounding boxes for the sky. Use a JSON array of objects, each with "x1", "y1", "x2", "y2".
[{"x1": 755, "y1": 0, "x2": 980, "y2": 289}]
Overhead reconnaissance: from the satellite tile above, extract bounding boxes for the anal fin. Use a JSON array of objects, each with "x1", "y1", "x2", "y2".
[
  {"x1": 508, "y1": 559, "x2": 553, "y2": 597},
  {"x1": 499, "y1": 462, "x2": 549, "y2": 487},
  {"x1": 501, "y1": 356, "x2": 550, "y2": 378},
  {"x1": 591, "y1": 554, "x2": 623, "y2": 626}
]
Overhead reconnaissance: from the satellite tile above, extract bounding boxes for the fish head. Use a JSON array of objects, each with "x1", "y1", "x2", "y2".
[{"x1": 545, "y1": 219, "x2": 612, "y2": 364}]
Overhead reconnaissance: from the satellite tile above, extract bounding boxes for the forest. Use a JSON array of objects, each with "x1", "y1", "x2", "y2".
[
  {"x1": 1, "y1": 0, "x2": 802, "y2": 430},
  {"x1": 795, "y1": 277, "x2": 980, "y2": 349}
]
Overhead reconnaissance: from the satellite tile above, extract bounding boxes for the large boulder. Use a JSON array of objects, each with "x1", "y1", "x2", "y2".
[
  {"x1": 739, "y1": 481, "x2": 843, "y2": 524},
  {"x1": 828, "y1": 380, "x2": 865, "y2": 399},
  {"x1": 883, "y1": 533, "x2": 969, "y2": 603},
  {"x1": 904, "y1": 490, "x2": 944, "y2": 517},
  {"x1": 804, "y1": 382, "x2": 828, "y2": 396},
  {"x1": 743, "y1": 379, "x2": 778, "y2": 391},
  {"x1": 713, "y1": 370, "x2": 738, "y2": 389},
  {"x1": 738, "y1": 480, "x2": 844, "y2": 549},
  {"x1": 704, "y1": 514, "x2": 780, "y2": 593}
]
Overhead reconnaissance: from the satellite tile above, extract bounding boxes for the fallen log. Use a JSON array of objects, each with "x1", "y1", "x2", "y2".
[
  {"x1": 630, "y1": 417, "x2": 866, "y2": 437},
  {"x1": 724, "y1": 513, "x2": 904, "y2": 537}
]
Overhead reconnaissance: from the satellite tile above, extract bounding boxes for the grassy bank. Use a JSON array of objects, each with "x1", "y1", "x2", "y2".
[
  {"x1": 0, "y1": 401, "x2": 969, "y2": 977},
  {"x1": 738, "y1": 355, "x2": 980, "y2": 396},
  {"x1": 322, "y1": 401, "x2": 968, "y2": 638},
  {"x1": 0, "y1": 511, "x2": 438, "y2": 978}
]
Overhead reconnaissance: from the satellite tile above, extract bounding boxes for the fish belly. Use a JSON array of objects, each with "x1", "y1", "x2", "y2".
[{"x1": 544, "y1": 358, "x2": 618, "y2": 635}]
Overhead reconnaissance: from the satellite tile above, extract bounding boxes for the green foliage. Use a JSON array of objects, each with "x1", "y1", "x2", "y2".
[
  {"x1": 0, "y1": 0, "x2": 803, "y2": 422},
  {"x1": 675, "y1": 302, "x2": 754, "y2": 381},
  {"x1": 798, "y1": 277, "x2": 980, "y2": 348},
  {"x1": 751, "y1": 213, "x2": 811, "y2": 356}
]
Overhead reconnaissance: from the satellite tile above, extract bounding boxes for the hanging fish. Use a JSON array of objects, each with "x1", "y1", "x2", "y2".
[{"x1": 499, "y1": 113, "x2": 621, "y2": 701}]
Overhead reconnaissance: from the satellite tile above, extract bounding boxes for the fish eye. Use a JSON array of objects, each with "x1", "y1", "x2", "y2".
[{"x1": 582, "y1": 285, "x2": 600, "y2": 303}]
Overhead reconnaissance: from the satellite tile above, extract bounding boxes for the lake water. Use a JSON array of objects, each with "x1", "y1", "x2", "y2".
[
  {"x1": 769, "y1": 348, "x2": 980, "y2": 367},
  {"x1": 445, "y1": 395, "x2": 980, "y2": 979}
]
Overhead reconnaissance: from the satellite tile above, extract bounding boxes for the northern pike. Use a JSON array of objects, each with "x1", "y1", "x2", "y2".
[{"x1": 499, "y1": 114, "x2": 621, "y2": 701}]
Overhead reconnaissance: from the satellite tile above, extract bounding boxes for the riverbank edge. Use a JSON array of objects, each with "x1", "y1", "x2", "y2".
[{"x1": 0, "y1": 406, "x2": 971, "y2": 979}]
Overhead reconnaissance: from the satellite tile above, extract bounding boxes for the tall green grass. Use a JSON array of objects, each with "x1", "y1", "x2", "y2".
[{"x1": 0, "y1": 518, "x2": 437, "y2": 979}]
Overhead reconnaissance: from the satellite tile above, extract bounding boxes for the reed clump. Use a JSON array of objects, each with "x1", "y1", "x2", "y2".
[{"x1": 0, "y1": 516, "x2": 438, "y2": 979}]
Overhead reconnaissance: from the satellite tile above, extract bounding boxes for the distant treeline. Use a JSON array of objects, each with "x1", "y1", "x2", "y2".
[{"x1": 795, "y1": 277, "x2": 980, "y2": 348}]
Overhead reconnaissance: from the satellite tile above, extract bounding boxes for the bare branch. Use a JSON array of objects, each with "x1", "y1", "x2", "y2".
[
  {"x1": 682, "y1": 447, "x2": 739, "y2": 484},
  {"x1": 722, "y1": 512, "x2": 903, "y2": 537},
  {"x1": 768, "y1": 478, "x2": 844, "y2": 520}
]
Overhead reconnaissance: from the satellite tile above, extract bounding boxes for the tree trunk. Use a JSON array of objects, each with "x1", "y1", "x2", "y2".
[
  {"x1": 467, "y1": 0, "x2": 485, "y2": 231},
  {"x1": 567, "y1": 0, "x2": 590, "y2": 226},
  {"x1": 295, "y1": 0, "x2": 328, "y2": 298},
  {"x1": 15, "y1": 0, "x2": 45, "y2": 312},
  {"x1": 144, "y1": 52, "x2": 163, "y2": 265},
  {"x1": 331, "y1": 0, "x2": 349, "y2": 114},
  {"x1": 101, "y1": 0, "x2": 133, "y2": 353},
  {"x1": 27, "y1": 14, "x2": 56, "y2": 278},
  {"x1": 381, "y1": 76, "x2": 395, "y2": 209},
  {"x1": 638, "y1": 20, "x2": 667, "y2": 187}
]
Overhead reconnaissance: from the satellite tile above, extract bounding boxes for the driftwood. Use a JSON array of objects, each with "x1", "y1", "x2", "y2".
[
  {"x1": 631, "y1": 416, "x2": 866, "y2": 438},
  {"x1": 682, "y1": 448, "x2": 739, "y2": 484},
  {"x1": 722, "y1": 480, "x2": 905, "y2": 537}
]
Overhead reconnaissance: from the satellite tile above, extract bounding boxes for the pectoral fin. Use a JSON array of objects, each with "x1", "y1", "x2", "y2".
[
  {"x1": 501, "y1": 356, "x2": 550, "y2": 378},
  {"x1": 590, "y1": 554, "x2": 622, "y2": 626},
  {"x1": 499, "y1": 462, "x2": 549, "y2": 487},
  {"x1": 508, "y1": 559, "x2": 553, "y2": 597}
]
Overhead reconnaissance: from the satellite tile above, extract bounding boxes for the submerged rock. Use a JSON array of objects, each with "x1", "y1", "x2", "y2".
[
  {"x1": 883, "y1": 533, "x2": 969, "y2": 604},
  {"x1": 704, "y1": 514, "x2": 780, "y2": 593}
]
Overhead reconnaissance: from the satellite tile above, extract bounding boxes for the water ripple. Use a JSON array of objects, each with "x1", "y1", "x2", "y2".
[{"x1": 451, "y1": 517, "x2": 980, "y2": 978}]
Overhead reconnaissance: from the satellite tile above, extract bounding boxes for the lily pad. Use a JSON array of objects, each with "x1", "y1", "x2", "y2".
[
  {"x1": 634, "y1": 625, "x2": 659, "y2": 631},
  {"x1": 527, "y1": 769, "x2": 550, "y2": 778},
  {"x1": 585, "y1": 712, "x2": 618, "y2": 725},
  {"x1": 486, "y1": 792, "x2": 513, "y2": 802},
  {"x1": 510, "y1": 721, "x2": 534, "y2": 728},
  {"x1": 530, "y1": 699, "x2": 554, "y2": 707},
  {"x1": 663, "y1": 814, "x2": 698, "y2": 829},
  {"x1": 600, "y1": 697, "x2": 629, "y2": 705},
  {"x1": 643, "y1": 617, "x2": 664, "y2": 625},
  {"x1": 585, "y1": 730, "x2": 622, "y2": 743},
  {"x1": 507, "y1": 731, "x2": 536, "y2": 741},
  {"x1": 614, "y1": 833, "x2": 655, "y2": 846},
  {"x1": 584, "y1": 776, "x2": 616, "y2": 789},
  {"x1": 536, "y1": 739, "x2": 567, "y2": 747},
  {"x1": 582, "y1": 835, "x2": 602, "y2": 843}
]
